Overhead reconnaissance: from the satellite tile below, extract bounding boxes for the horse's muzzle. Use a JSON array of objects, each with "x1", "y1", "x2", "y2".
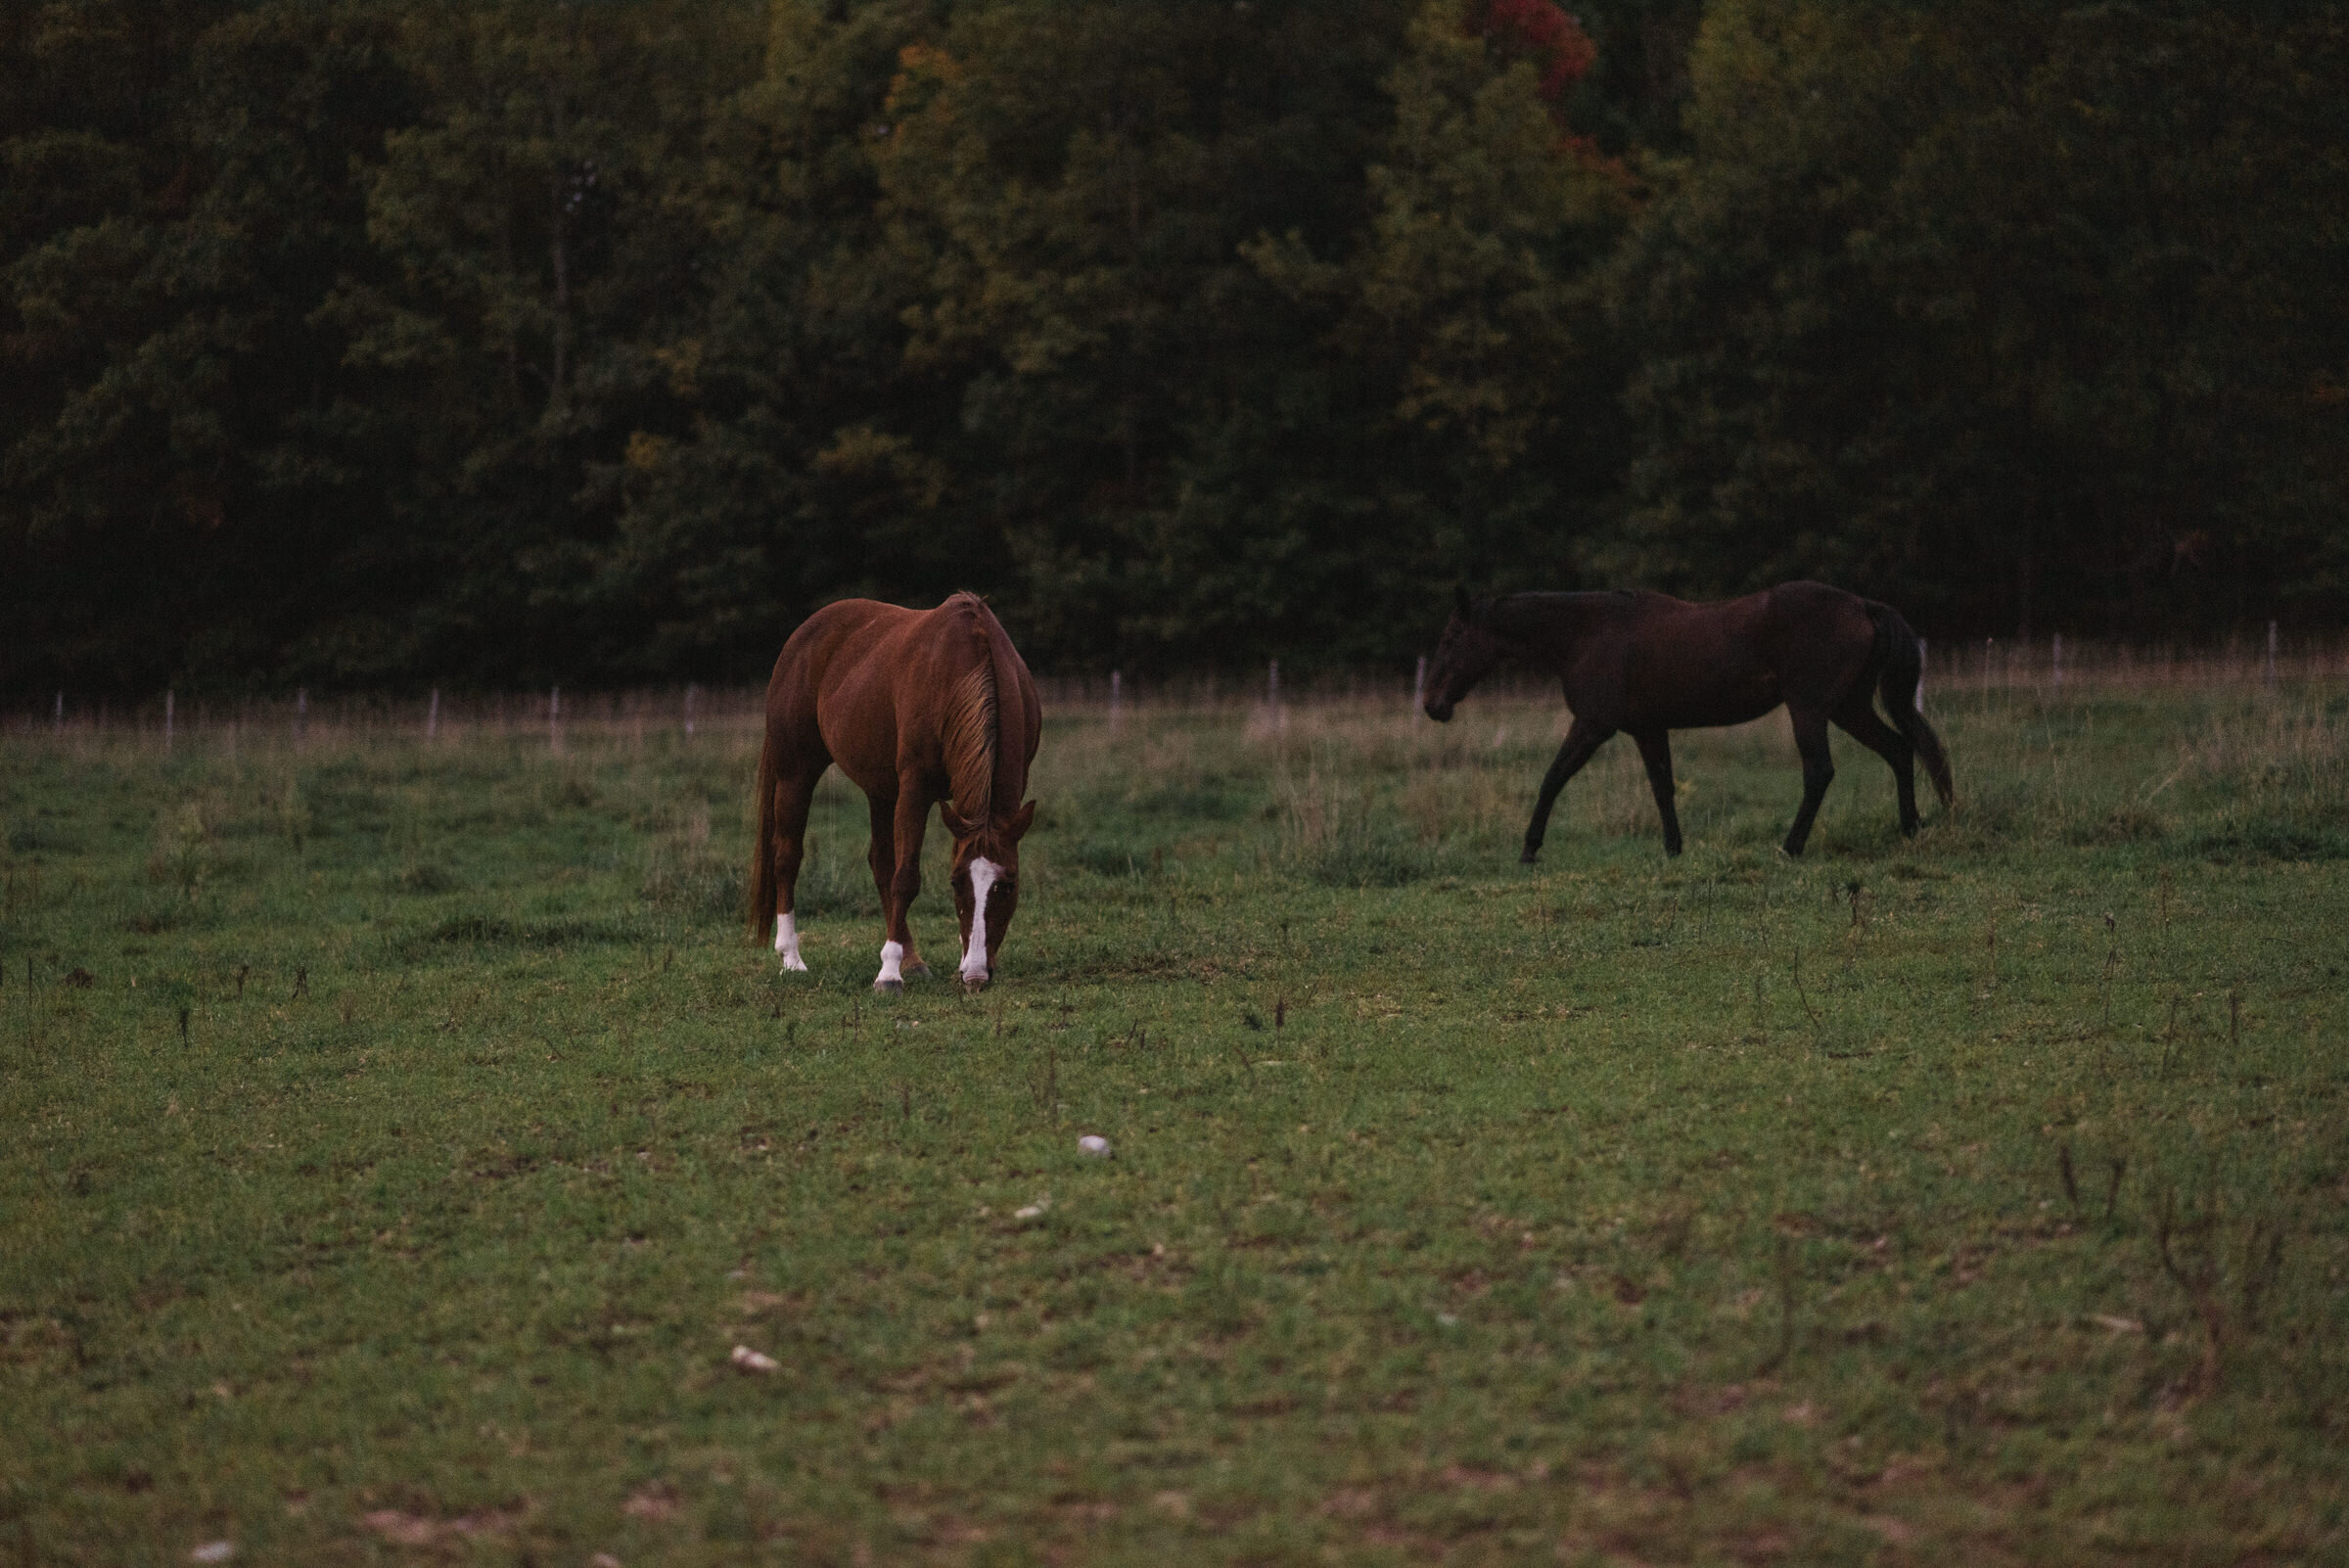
[{"x1": 1424, "y1": 699, "x2": 1454, "y2": 722}]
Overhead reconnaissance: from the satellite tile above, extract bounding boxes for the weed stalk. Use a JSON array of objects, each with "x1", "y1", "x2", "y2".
[
  {"x1": 2097, "y1": 911, "x2": 2120, "y2": 1036},
  {"x1": 1757, "y1": 1231, "x2": 1798, "y2": 1375},
  {"x1": 1790, "y1": 949, "x2": 1822, "y2": 1032}
]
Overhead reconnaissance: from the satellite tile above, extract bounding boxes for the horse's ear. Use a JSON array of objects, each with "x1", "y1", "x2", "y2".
[
  {"x1": 1006, "y1": 800, "x2": 1037, "y2": 842},
  {"x1": 1452, "y1": 586, "x2": 1472, "y2": 621},
  {"x1": 941, "y1": 801, "x2": 977, "y2": 840}
]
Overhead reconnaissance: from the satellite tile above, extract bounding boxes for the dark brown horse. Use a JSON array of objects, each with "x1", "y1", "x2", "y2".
[
  {"x1": 750, "y1": 592, "x2": 1040, "y2": 991},
  {"x1": 1424, "y1": 581, "x2": 1952, "y2": 860}
]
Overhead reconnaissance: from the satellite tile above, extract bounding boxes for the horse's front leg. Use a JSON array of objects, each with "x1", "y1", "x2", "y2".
[
  {"x1": 871, "y1": 786, "x2": 935, "y2": 991},
  {"x1": 1522, "y1": 717, "x2": 1614, "y2": 864}
]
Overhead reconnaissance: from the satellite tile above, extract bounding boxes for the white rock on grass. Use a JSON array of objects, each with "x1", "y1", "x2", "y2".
[
  {"x1": 729, "y1": 1345, "x2": 779, "y2": 1373},
  {"x1": 190, "y1": 1545, "x2": 235, "y2": 1564},
  {"x1": 1077, "y1": 1134, "x2": 1110, "y2": 1157}
]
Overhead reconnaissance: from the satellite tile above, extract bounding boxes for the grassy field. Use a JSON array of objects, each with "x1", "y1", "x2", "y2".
[{"x1": 3, "y1": 671, "x2": 2347, "y2": 1566}]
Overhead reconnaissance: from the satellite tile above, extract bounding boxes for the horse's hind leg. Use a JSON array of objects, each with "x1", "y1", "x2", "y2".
[
  {"x1": 1782, "y1": 707, "x2": 1836, "y2": 856},
  {"x1": 769, "y1": 770, "x2": 817, "y2": 971},
  {"x1": 1631, "y1": 730, "x2": 1684, "y2": 856},
  {"x1": 1831, "y1": 692, "x2": 1918, "y2": 837},
  {"x1": 1522, "y1": 717, "x2": 1615, "y2": 864}
]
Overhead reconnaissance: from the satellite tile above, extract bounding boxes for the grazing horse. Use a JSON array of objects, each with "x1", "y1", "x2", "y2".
[
  {"x1": 1423, "y1": 581, "x2": 1953, "y2": 859},
  {"x1": 750, "y1": 592, "x2": 1040, "y2": 991}
]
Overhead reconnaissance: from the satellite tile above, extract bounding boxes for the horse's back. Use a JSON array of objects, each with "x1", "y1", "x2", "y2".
[
  {"x1": 1604, "y1": 583, "x2": 1873, "y2": 727},
  {"x1": 1752, "y1": 582, "x2": 1877, "y2": 689},
  {"x1": 769, "y1": 599, "x2": 905, "y2": 697},
  {"x1": 1606, "y1": 591, "x2": 1779, "y2": 727},
  {"x1": 765, "y1": 594, "x2": 1033, "y2": 798}
]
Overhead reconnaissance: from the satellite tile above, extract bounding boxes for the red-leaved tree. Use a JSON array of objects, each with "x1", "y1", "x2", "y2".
[{"x1": 1474, "y1": 0, "x2": 1597, "y2": 99}]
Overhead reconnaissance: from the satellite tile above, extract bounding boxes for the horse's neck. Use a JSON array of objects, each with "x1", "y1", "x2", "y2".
[
  {"x1": 941, "y1": 594, "x2": 1032, "y2": 824},
  {"x1": 935, "y1": 602, "x2": 1000, "y2": 822},
  {"x1": 979, "y1": 609, "x2": 1033, "y2": 806}
]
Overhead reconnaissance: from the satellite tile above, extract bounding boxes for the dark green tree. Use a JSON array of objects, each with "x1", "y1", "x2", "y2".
[
  {"x1": 318, "y1": 0, "x2": 769, "y2": 684},
  {"x1": 1607, "y1": 0, "x2": 2349, "y2": 634},
  {"x1": 3, "y1": 1, "x2": 415, "y2": 691},
  {"x1": 575, "y1": 0, "x2": 958, "y2": 679}
]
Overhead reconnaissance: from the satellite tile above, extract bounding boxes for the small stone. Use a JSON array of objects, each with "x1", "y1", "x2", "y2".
[
  {"x1": 1077, "y1": 1134, "x2": 1110, "y2": 1157},
  {"x1": 729, "y1": 1345, "x2": 779, "y2": 1373},
  {"x1": 190, "y1": 1545, "x2": 234, "y2": 1564}
]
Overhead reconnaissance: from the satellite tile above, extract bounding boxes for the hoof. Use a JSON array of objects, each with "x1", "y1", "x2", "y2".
[
  {"x1": 1519, "y1": 850, "x2": 1541, "y2": 866},
  {"x1": 873, "y1": 978, "x2": 903, "y2": 993},
  {"x1": 902, "y1": 959, "x2": 934, "y2": 980},
  {"x1": 960, "y1": 973, "x2": 990, "y2": 992},
  {"x1": 779, "y1": 957, "x2": 808, "y2": 974}
]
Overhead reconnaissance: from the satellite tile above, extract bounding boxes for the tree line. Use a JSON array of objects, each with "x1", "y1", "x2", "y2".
[{"x1": 5, "y1": 0, "x2": 2343, "y2": 694}]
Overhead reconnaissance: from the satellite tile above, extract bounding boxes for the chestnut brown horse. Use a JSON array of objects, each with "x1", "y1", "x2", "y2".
[
  {"x1": 750, "y1": 592, "x2": 1039, "y2": 991},
  {"x1": 1424, "y1": 581, "x2": 1953, "y2": 859}
]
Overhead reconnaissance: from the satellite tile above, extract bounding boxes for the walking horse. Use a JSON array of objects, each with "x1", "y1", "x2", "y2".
[
  {"x1": 751, "y1": 593, "x2": 1040, "y2": 990},
  {"x1": 1424, "y1": 580, "x2": 1953, "y2": 859}
]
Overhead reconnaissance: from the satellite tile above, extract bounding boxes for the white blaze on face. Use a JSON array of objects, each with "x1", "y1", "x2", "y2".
[
  {"x1": 959, "y1": 856, "x2": 1002, "y2": 984},
  {"x1": 774, "y1": 911, "x2": 807, "y2": 972},
  {"x1": 875, "y1": 940, "x2": 905, "y2": 989}
]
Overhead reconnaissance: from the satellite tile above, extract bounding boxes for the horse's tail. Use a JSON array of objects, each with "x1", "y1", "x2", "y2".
[
  {"x1": 1868, "y1": 601, "x2": 1955, "y2": 807},
  {"x1": 748, "y1": 710, "x2": 780, "y2": 943}
]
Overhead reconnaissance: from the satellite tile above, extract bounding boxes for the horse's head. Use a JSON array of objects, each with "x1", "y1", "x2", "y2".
[
  {"x1": 1424, "y1": 587, "x2": 1505, "y2": 722},
  {"x1": 939, "y1": 798, "x2": 1036, "y2": 989}
]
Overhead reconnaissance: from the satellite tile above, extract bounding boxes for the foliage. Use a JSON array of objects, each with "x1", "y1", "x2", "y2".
[
  {"x1": 1608, "y1": 0, "x2": 2349, "y2": 633},
  {"x1": 2, "y1": 0, "x2": 2344, "y2": 694}
]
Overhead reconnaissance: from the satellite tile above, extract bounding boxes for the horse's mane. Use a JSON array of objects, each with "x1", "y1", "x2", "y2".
[
  {"x1": 1489, "y1": 589, "x2": 1635, "y2": 614},
  {"x1": 1481, "y1": 590, "x2": 1635, "y2": 639},
  {"x1": 939, "y1": 592, "x2": 1000, "y2": 830}
]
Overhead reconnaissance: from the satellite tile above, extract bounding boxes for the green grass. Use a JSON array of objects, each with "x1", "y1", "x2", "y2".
[{"x1": 3, "y1": 681, "x2": 2347, "y2": 1565}]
